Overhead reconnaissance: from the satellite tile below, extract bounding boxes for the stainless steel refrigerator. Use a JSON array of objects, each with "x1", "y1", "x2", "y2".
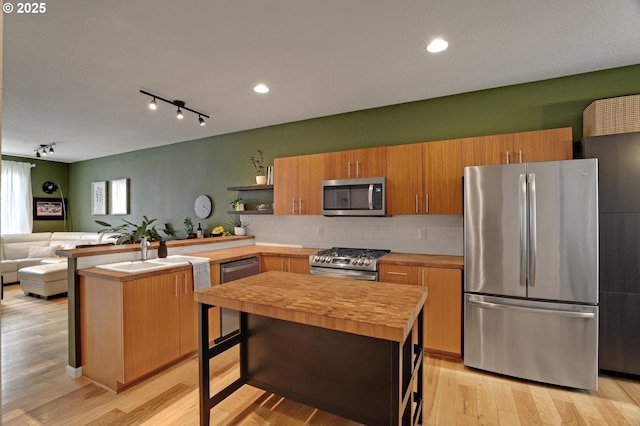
[{"x1": 463, "y1": 158, "x2": 599, "y2": 390}]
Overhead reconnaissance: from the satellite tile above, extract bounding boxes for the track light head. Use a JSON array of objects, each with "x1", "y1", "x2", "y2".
[
  {"x1": 176, "y1": 108, "x2": 184, "y2": 119},
  {"x1": 148, "y1": 98, "x2": 157, "y2": 110},
  {"x1": 36, "y1": 151, "x2": 41, "y2": 158},
  {"x1": 49, "y1": 146, "x2": 54, "y2": 154},
  {"x1": 199, "y1": 116, "x2": 206, "y2": 126}
]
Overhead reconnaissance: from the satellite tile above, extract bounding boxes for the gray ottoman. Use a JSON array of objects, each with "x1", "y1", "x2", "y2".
[{"x1": 19, "y1": 263, "x2": 68, "y2": 299}]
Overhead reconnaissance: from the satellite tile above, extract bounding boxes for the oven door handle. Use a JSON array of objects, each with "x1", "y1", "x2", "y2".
[
  {"x1": 310, "y1": 267, "x2": 378, "y2": 281},
  {"x1": 368, "y1": 184, "x2": 374, "y2": 210}
]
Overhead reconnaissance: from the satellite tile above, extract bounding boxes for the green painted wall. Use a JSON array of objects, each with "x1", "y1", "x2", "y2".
[
  {"x1": 59, "y1": 64, "x2": 639, "y2": 234},
  {"x1": 1, "y1": 155, "x2": 70, "y2": 232}
]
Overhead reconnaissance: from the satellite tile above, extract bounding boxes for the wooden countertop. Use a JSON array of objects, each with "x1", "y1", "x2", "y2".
[
  {"x1": 195, "y1": 271, "x2": 428, "y2": 343},
  {"x1": 380, "y1": 253, "x2": 464, "y2": 269}
]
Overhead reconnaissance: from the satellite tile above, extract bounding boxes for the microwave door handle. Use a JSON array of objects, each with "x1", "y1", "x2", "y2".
[{"x1": 368, "y1": 185, "x2": 374, "y2": 209}]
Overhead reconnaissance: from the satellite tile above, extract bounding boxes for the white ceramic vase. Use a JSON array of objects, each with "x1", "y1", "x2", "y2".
[
  {"x1": 234, "y1": 226, "x2": 246, "y2": 236},
  {"x1": 256, "y1": 175, "x2": 266, "y2": 185}
]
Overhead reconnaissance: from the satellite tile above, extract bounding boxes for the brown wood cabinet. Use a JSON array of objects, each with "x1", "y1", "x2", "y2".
[
  {"x1": 386, "y1": 143, "x2": 424, "y2": 215},
  {"x1": 423, "y1": 139, "x2": 463, "y2": 215},
  {"x1": 80, "y1": 270, "x2": 200, "y2": 392},
  {"x1": 324, "y1": 147, "x2": 387, "y2": 179},
  {"x1": 274, "y1": 154, "x2": 324, "y2": 215},
  {"x1": 419, "y1": 267, "x2": 462, "y2": 358},
  {"x1": 379, "y1": 263, "x2": 462, "y2": 358},
  {"x1": 261, "y1": 255, "x2": 310, "y2": 274},
  {"x1": 463, "y1": 127, "x2": 572, "y2": 167}
]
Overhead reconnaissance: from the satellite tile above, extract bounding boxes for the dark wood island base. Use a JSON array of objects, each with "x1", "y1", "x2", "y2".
[{"x1": 195, "y1": 271, "x2": 428, "y2": 425}]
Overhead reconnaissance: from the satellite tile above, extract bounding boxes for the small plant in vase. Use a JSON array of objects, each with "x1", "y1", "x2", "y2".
[
  {"x1": 229, "y1": 214, "x2": 246, "y2": 236},
  {"x1": 184, "y1": 217, "x2": 196, "y2": 239},
  {"x1": 230, "y1": 197, "x2": 244, "y2": 211},
  {"x1": 249, "y1": 149, "x2": 266, "y2": 184}
]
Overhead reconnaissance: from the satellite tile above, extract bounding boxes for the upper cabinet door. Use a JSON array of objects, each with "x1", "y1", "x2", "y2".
[
  {"x1": 274, "y1": 157, "x2": 299, "y2": 215},
  {"x1": 353, "y1": 147, "x2": 387, "y2": 178},
  {"x1": 324, "y1": 147, "x2": 387, "y2": 179},
  {"x1": 387, "y1": 143, "x2": 424, "y2": 215},
  {"x1": 462, "y1": 134, "x2": 513, "y2": 167},
  {"x1": 423, "y1": 139, "x2": 463, "y2": 215},
  {"x1": 512, "y1": 127, "x2": 572, "y2": 163},
  {"x1": 298, "y1": 154, "x2": 324, "y2": 215}
]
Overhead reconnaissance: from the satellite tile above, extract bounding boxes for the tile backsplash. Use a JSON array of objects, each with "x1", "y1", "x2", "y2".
[{"x1": 242, "y1": 214, "x2": 463, "y2": 255}]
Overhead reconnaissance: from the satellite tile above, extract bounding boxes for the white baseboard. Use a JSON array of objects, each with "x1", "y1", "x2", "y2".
[{"x1": 66, "y1": 365, "x2": 82, "y2": 379}]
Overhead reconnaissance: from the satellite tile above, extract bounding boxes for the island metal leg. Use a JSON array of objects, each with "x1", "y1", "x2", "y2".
[{"x1": 198, "y1": 303, "x2": 247, "y2": 426}]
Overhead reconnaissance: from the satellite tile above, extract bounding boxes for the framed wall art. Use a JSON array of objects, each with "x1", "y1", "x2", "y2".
[
  {"x1": 91, "y1": 181, "x2": 107, "y2": 215},
  {"x1": 34, "y1": 197, "x2": 67, "y2": 220},
  {"x1": 109, "y1": 178, "x2": 129, "y2": 215}
]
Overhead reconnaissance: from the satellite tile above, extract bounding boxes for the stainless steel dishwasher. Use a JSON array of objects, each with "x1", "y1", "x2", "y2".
[{"x1": 219, "y1": 256, "x2": 260, "y2": 339}]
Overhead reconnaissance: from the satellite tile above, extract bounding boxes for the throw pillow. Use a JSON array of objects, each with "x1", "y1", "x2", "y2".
[{"x1": 27, "y1": 245, "x2": 61, "y2": 258}]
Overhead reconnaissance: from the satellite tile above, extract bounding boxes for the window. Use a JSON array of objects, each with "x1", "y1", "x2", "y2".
[{"x1": 1, "y1": 160, "x2": 33, "y2": 234}]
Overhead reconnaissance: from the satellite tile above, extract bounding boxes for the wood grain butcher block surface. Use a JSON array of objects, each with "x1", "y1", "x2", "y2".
[
  {"x1": 195, "y1": 271, "x2": 428, "y2": 343},
  {"x1": 380, "y1": 253, "x2": 463, "y2": 269}
]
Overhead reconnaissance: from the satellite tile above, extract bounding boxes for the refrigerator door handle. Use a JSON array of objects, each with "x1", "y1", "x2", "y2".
[
  {"x1": 467, "y1": 300, "x2": 596, "y2": 319},
  {"x1": 519, "y1": 174, "x2": 527, "y2": 287},
  {"x1": 528, "y1": 173, "x2": 537, "y2": 287}
]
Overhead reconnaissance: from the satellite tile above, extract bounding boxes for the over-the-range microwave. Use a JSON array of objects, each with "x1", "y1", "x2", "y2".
[{"x1": 322, "y1": 177, "x2": 387, "y2": 216}]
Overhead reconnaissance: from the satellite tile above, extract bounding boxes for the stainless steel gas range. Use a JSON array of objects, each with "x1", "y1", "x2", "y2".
[{"x1": 309, "y1": 247, "x2": 390, "y2": 281}]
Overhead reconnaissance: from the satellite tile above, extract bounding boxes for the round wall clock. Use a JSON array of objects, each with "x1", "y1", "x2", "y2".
[
  {"x1": 194, "y1": 194, "x2": 212, "y2": 219},
  {"x1": 42, "y1": 181, "x2": 58, "y2": 194}
]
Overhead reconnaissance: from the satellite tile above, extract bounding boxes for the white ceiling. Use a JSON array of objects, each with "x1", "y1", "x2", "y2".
[{"x1": 2, "y1": 0, "x2": 640, "y2": 163}]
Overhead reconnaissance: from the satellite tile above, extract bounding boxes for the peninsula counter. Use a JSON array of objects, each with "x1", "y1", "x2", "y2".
[{"x1": 195, "y1": 270, "x2": 428, "y2": 426}]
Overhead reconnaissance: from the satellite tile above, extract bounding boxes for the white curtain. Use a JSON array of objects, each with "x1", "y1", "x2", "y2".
[{"x1": 1, "y1": 160, "x2": 33, "y2": 234}]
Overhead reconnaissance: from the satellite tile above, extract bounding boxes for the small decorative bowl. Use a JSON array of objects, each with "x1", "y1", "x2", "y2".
[
  {"x1": 210, "y1": 233, "x2": 223, "y2": 237},
  {"x1": 257, "y1": 203, "x2": 270, "y2": 210}
]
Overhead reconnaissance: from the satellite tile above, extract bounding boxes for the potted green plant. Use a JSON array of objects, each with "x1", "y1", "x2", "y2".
[
  {"x1": 249, "y1": 149, "x2": 266, "y2": 184},
  {"x1": 229, "y1": 214, "x2": 246, "y2": 236},
  {"x1": 183, "y1": 217, "x2": 196, "y2": 239},
  {"x1": 230, "y1": 197, "x2": 244, "y2": 211},
  {"x1": 95, "y1": 216, "x2": 174, "y2": 245}
]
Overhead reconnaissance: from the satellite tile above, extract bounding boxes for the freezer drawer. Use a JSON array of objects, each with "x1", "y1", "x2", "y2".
[{"x1": 464, "y1": 294, "x2": 598, "y2": 390}]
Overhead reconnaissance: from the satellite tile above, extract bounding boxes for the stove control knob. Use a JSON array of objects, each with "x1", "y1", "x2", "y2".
[
  {"x1": 351, "y1": 259, "x2": 358, "y2": 265},
  {"x1": 313, "y1": 256, "x2": 319, "y2": 262},
  {"x1": 364, "y1": 259, "x2": 371, "y2": 266},
  {"x1": 358, "y1": 258, "x2": 365, "y2": 265}
]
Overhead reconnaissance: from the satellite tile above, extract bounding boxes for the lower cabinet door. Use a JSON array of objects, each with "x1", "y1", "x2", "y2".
[
  {"x1": 421, "y1": 267, "x2": 461, "y2": 357},
  {"x1": 122, "y1": 274, "x2": 180, "y2": 383}
]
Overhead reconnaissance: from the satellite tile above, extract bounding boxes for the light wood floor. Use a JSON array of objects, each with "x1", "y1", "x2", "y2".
[{"x1": 2, "y1": 283, "x2": 640, "y2": 425}]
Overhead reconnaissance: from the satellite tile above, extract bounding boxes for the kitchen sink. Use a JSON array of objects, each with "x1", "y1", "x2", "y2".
[{"x1": 95, "y1": 255, "x2": 201, "y2": 273}]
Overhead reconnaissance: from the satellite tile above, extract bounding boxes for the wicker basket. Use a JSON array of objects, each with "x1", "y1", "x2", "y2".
[{"x1": 583, "y1": 94, "x2": 640, "y2": 137}]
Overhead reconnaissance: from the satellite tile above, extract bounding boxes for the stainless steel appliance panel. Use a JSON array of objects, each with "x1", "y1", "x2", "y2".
[
  {"x1": 526, "y1": 160, "x2": 599, "y2": 303},
  {"x1": 464, "y1": 294, "x2": 599, "y2": 390},
  {"x1": 219, "y1": 257, "x2": 260, "y2": 338},
  {"x1": 464, "y1": 163, "x2": 527, "y2": 297},
  {"x1": 322, "y1": 177, "x2": 386, "y2": 216}
]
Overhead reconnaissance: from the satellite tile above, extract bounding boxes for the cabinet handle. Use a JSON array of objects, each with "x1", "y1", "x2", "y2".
[
  {"x1": 386, "y1": 271, "x2": 408, "y2": 276},
  {"x1": 348, "y1": 161, "x2": 352, "y2": 178},
  {"x1": 506, "y1": 151, "x2": 510, "y2": 164},
  {"x1": 519, "y1": 150, "x2": 523, "y2": 163},
  {"x1": 281, "y1": 258, "x2": 284, "y2": 272},
  {"x1": 356, "y1": 161, "x2": 360, "y2": 177},
  {"x1": 184, "y1": 273, "x2": 188, "y2": 294},
  {"x1": 425, "y1": 194, "x2": 429, "y2": 214},
  {"x1": 421, "y1": 269, "x2": 425, "y2": 287},
  {"x1": 291, "y1": 198, "x2": 296, "y2": 214},
  {"x1": 174, "y1": 276, "x2": 178, "y2": 297},
  {"x1": 299, "y1": 198, "x2": 302, "y2": 215},
  {"x1": 415, "y1": 194, "x2": 419, "y2": 213},
  {"x1": 288, "y1": 259, "x2": 291, "y2": 272}
]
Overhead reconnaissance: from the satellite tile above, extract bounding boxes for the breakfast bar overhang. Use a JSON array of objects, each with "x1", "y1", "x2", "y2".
[{"x1": 195, "y1": 271, "x2": 428, "y2": 425}]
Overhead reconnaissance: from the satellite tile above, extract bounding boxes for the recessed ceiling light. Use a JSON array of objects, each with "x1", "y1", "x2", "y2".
[
  {"x1": 426, "y1": 38, "x2": 448, "y2": 53},
  {"x1": 254, "y1": 84, "x2": 269, "y2": 94}
]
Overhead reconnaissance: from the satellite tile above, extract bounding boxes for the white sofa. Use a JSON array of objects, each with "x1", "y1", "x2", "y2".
[{"x1": 1, "y1": 232, "x2": 114, "y2": 285}]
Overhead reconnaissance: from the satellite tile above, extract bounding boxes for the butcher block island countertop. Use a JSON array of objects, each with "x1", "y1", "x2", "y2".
[
  {"x1": 197, "y1": 270, "x2": 428, "y2": 425},
  {"x1": 195, "y1": 270, "x2": 428, "y2": 343}
]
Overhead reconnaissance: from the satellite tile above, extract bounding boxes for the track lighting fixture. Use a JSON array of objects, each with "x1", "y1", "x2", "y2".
[
  {"x1": 34, "y1": 143, "x2": 56, "y2": 158},
  {"x1": 140, "y1": 89, "x2": 209, "y2": 126}
]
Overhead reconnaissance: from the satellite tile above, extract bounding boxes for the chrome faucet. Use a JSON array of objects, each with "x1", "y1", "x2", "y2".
[{"x1": 140, "y1": 236, "x2": 150, "y2": 261}]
